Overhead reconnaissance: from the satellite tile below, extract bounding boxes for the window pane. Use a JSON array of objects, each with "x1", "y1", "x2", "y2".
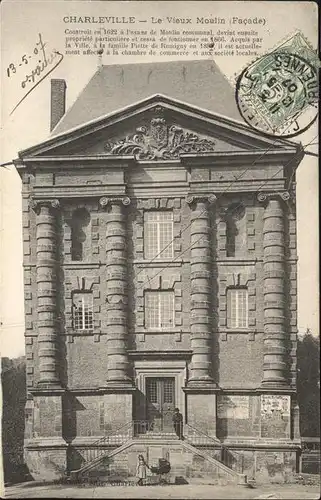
[
  {"x1": 145, "y1": 291, "x2": 174, "y2": 330},
  {"x1": 145, "y1": 292, "x2": 158, "y2": 329},
  {"x1": 163, "y1": 379, "x2": 174, "y2": 403},
  {"x1": 227, "y1": 289, "x2": 248, "y2": 329},
  {"x1": 230, "y1": 290, "x2": 237, "y2": 328},
  {"x1": 144, "y1": 211, "x2": 173, "y2": 259},
  {"x1": 146, "y1": 379, "x2": 158, "y2": 403},
  {"x1": 238, "y1": 289, "x2": 247, "y2": 328},
  {"x1": 160, "y1": 292, "x2": 174, "y2": 328},
  {"x1": 73, "y1": 293, "x2": 93, "y2": 330}
]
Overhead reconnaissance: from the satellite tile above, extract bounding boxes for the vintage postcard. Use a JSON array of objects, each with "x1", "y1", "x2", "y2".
[{"x1": 0, "y1": 1, "x2": 319, "y2": 498}]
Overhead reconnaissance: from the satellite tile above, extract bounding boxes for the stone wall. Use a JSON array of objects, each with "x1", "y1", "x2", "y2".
[
  {"x1": 216, "y1": 394, "x2": 292, "y2": 440},
  {"x1": 21, "y1": 161, "x2": 298, "y2": 392},
  {"x1": 19, "y1": 129, "x2": 299, "y2": 482},
  {"x1": 217, "y1": 395, "x2": 261, "y2": 438}
]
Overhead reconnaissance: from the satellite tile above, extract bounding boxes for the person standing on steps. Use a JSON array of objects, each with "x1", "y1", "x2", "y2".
[
  {"x1": 173, "y1": 407, "x2": 184, "y2": 440},
  {"x1": 136, "y1": 454, "x2": 148, "y2": 486}
]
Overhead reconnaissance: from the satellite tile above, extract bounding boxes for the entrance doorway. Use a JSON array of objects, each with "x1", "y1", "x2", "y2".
[{"x1": 146, "y1": 377, "x2": 175, "y2": 432}]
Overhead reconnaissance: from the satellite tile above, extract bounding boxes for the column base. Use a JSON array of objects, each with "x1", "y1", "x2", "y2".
[
  {"x1": 261, "y1": 379, "x2": 290, "y2": 389},
  {"x1": 35, "y1": 382, "x2": 65, "y2": 394},
  {"x1": 105, "y1": 379, "x2": 135, "y2": 391},
  {"x1": 188, "y1": 377, "x2": 218, "y2": 388},
  {"x1": 37, "y1": 381, "x2": 62, "y2": 387}
]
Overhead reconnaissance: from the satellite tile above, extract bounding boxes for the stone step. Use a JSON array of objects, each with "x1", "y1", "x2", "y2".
[{"x1": 137, "y1": 433, "x2": 178, "y2": 439}]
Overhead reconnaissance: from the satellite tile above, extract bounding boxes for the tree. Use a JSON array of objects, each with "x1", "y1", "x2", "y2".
[
  {"x1": 297, "y1": 331, "x2": 320, "y2": 436},
  {"x1": 1, "y1": 356, "x2": 29, "y2": 484}
]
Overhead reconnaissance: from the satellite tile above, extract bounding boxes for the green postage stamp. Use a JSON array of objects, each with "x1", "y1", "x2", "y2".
[{"x1": 235, "y1": 31, "x2": 319, "y2": 137}]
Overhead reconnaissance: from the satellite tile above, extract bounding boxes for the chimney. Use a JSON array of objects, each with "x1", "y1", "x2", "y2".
[{"x1": 50, "y1": 79, "x2": 66, "y2": 131}]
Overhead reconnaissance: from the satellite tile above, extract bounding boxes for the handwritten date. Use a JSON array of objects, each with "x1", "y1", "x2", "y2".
[{"x1": 8, "y1": 33, "x2": 64, "y2": 115}]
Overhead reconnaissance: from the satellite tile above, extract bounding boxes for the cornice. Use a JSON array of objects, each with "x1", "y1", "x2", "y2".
[
  {"x1": 127, "y1": 350, "x2": 192, "y2": 359},
  {"x1": 15, "y1": 148, "x2": 299, "y2": 169},
  {"x1": 181, "y1": 148, "x2": 300, "y2": 167},
  {"x1": 15, "y1": 155, "x2": 135, "y2": 167}
]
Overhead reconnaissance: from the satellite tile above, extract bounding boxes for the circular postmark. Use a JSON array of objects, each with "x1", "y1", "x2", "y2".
[{"x1": 235, "y1": 38, "x2": 319, "y2": 137}]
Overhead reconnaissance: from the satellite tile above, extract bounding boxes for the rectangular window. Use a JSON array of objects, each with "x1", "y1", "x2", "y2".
[
  {"x1": 227, "y1": 288, "x2": 248, "y2": 329},
  {"x1": 145, "y1": 291, "x2": 174, "y2": 330},
  {"x1": 144, "y1": 211, "x2": 174, "y2": 260},
  {"x1": 72, "y1": 292, "x2": 94, "y2": 330}
]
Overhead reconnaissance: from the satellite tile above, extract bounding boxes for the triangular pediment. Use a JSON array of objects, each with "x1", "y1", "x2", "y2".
[{"x1": 18, "y1": 95, "x2": 298, "y2": 161}]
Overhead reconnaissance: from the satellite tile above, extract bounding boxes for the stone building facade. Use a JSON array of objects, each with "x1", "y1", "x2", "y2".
[{"x1": 15, "y1": 61, "x2": 303, "y2": 483}]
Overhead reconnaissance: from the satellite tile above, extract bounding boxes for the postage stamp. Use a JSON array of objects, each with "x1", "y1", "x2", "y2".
[{"x1": 235, "y1": 32, "x2": 319, "y2": 137}]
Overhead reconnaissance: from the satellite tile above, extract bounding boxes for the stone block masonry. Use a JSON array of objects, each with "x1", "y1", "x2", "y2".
[{"x1": 15, "y1": 80, "x2": 301, "y2": 483}]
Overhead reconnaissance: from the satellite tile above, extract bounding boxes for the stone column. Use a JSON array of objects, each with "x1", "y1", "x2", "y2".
[
  {"x1": 33, "y1": 199, "x2": 61, "y2": 386},
  {"x1": 186, "y1": 194, "x2": 217, "y2": 386},
  {"x1": 100, "y1": 196, "x2": 132, "y2": 386},
  {"x1": 259, "y1": 192, "x2": 289, "y2": 387}
]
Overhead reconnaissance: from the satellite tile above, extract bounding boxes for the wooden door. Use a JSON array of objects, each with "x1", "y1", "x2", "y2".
[{"x1": 146, "y1": 378, "x2": 175, "y2": 432}]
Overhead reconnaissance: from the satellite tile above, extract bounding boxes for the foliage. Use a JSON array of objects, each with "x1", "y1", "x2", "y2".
[
  {"x1": 1, "y1": 356, "x2": 29, "y2": 484},
  {"x1": 297, "y1": 333, "x2": 320, "y2": 436}
]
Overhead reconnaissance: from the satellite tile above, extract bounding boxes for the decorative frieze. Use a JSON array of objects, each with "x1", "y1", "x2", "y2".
[{"x1": 104, "y1": 107, "x2": 216, "y2": 160}]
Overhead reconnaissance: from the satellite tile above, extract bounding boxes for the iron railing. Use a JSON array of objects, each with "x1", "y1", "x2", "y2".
[
  {"x1": 132, "y1": 420, "x2": 177, "y2": 437},
  {"x1": 184, "y1": 423, "x2": 245, "y2": 473},
  {"x1": 79, "y1": 421, "x2": 133, "y2": 465},
  {"x1": 75, "y1": 420, "x2": 244, "y2": 475}
]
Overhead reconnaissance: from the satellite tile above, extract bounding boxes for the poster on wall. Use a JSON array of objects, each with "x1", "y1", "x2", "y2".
[
  {"x1": 217, "y1": 395, "x2": 250, "y2": 419},
  {"x1": 261, "y1": 395, "x2": 291, "y2": 419}
]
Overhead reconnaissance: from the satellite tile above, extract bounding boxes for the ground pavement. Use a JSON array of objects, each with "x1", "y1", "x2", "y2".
[{"x1": 3, "y1": 482, "x2": 321, "y2": 499}]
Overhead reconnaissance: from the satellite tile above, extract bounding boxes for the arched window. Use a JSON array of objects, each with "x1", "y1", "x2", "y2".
[
  {"x1": 225, "y1": 204, "x2": 245, "y2": 257},
  {"x1": 70, "y1": 208, "x2": 91, "y2": 261}
]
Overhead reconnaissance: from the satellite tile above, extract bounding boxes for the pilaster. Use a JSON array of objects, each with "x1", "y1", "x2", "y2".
[
  {"x1": 32, "y1": 198, "x2": 61, "y2": 387},
  {"x1": 186, "y1": 193, "x2": 217, "y2": 387},
  {"x1": 100, "y1": 196, "x2": 132, "y2": 387},
  {"x1": 259, "y1": 191, "x2": 290, "y2": 387}
]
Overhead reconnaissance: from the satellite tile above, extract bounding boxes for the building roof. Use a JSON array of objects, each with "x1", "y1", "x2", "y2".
[{"x1": 52, "y1": 59, "x2": 242, "y2": 136}]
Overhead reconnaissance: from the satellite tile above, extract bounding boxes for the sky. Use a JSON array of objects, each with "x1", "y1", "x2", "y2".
[{"x1": 0, "y1": 1, "x2": 319, "y2": 358}]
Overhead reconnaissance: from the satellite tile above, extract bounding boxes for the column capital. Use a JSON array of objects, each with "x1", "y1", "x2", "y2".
[
  {"x1": 186, "y1": 193, "x2": 217, "y2": 206},
  {"x1": 29, "y1": 198, "x2": 60, "y2": 213},
  {"x1": 99, "y1": 196, "x2": 131, "y2": 208},
  {"x1": 257, "y1": 191, "x2": 290, "y2": 203}
]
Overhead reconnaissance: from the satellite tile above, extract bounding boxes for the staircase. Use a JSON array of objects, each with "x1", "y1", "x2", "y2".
[
  {"x1": 184, "y1": 423, "x2": 245, "y2": 474},
  {"x1": 69, "y1": 421, "x2": 133, "y2": 478},
  {"x1": 69, "y1": 421, "x2": 247, "y2": 484}
]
